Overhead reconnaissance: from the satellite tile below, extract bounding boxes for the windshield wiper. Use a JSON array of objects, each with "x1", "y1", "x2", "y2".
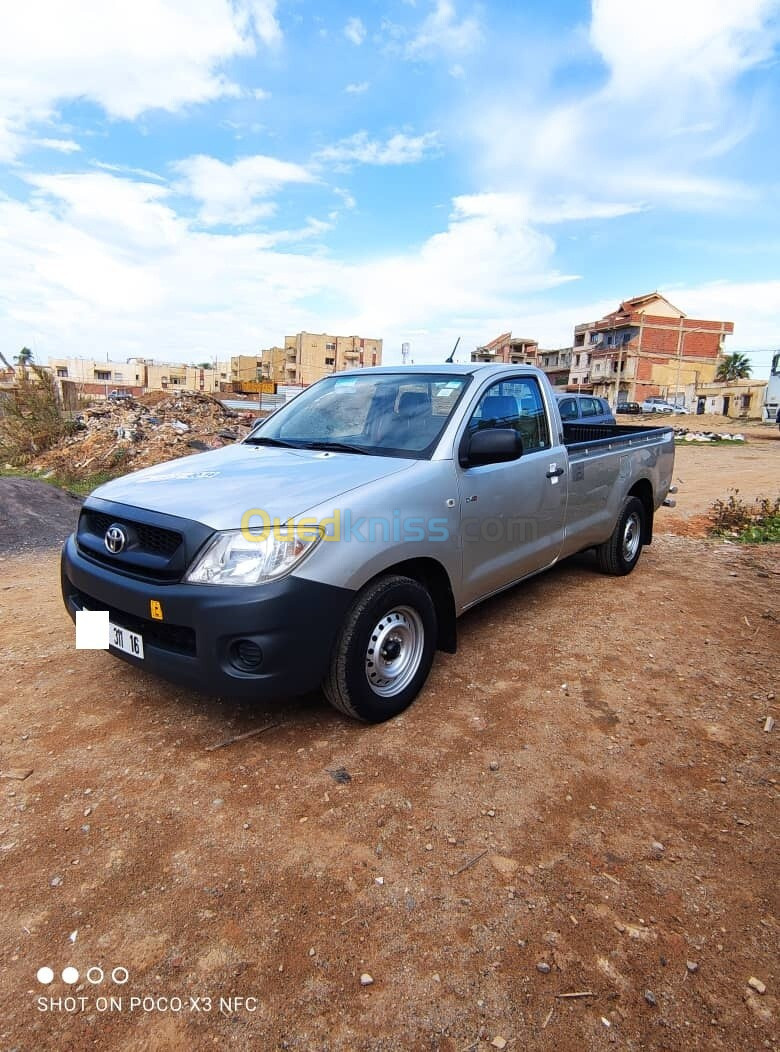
[
  {"x1": 300, "y1": 440, "x2": 371, "y2": 455},
  {"x1": 244, "y1": 435, "x2": 301, "y2": 448}
]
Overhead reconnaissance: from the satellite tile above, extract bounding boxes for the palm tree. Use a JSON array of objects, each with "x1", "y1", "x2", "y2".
[
  {"x1": 716, "y1": 352, "x2": 752, "y2": 382},
  {"x1": 14, "y1": 347, "x2": 34, "y2": 376}
]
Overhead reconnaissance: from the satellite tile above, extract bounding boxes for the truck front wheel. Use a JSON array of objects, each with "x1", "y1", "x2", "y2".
[
  {"x1": 323, "y1": 574, "x2": 437, "y2": 722},
  {"x1": 596, "y1": 496, "x2": 646, "y2": 575}
]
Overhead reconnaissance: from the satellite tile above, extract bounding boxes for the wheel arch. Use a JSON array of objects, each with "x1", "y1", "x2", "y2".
[
  {"x1": 361, "y1": 556, "x2": 457, "y2": 653},
  {"x1": 627, "y1": 477, "x2": 654, "y2": 543}
]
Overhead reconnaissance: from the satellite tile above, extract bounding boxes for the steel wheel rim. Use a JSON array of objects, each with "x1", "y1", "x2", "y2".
[
  {"x1": 365, "y1": 605, "x2": 425, "y2": 697},
  {"x1": 623, "y1": 511, "x2": 641, "y2": 562}
]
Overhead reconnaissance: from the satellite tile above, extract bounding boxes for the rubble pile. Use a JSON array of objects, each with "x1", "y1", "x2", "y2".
[
  {"x1": 674, "y1": 428, "x2": 746, "y2": 443},
  {"x1": 29, "y1": 392, "x2": 257, "y2": 477}
]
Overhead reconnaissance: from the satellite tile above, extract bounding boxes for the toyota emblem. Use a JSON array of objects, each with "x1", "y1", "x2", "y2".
[{"x1": 104, "y1": 524, "x2": 127, "y2": 554}]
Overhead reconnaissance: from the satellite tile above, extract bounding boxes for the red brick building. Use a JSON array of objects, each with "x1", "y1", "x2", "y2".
[
  {"x1": 472, "y1": 332, "x2": 539, "y2": 365},
  {"x1": 569, "y1": 292, "x2": 734, "y2": 405}
]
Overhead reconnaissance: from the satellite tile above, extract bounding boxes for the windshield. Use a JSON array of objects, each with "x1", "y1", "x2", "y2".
[{"x1": 245, "y1": 372, "x2": 470, "y2": 458}]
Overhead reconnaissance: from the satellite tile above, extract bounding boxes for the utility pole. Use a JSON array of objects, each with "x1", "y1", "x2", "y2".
[{"x1": 614, "y1": 333, "x2": 624, "y2": 409}]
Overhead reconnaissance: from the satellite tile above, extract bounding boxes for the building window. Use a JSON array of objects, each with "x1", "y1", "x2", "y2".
[
  {"x1": 325, "y1": 357, "x2": 335, "y2": 366},
  {"x1": 95, "y1": 370, "x2": 111, "y2": 381},
  {"x1": 325, "y1": 342, "x2": 336, "y2": 351},
  {"x1": 56, "y1": 367, "x2": 68, "y2": 377}
]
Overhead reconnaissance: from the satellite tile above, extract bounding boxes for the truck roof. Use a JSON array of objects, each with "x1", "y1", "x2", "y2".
[{"x1": 337, "y1": 362, "x2": 546, "y2": 379}]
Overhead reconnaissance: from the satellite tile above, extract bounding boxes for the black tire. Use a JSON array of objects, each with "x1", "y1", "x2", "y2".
[
  {"x1": 596, "y1": 496, "x2": 646, "y2": 576},
  {"x1": 323, "y1": 574, "x2": 437, "y2": 722}
]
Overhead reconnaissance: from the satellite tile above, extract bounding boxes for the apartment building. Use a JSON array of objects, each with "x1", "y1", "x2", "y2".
[
  {"x1": 568, "y1": 292, "x2": 734, "y2": 405},
  {"x1": 48, "y1": 357, "x2": 146, "y2": 396},
  {"x1": 230, "y1": 355, "x2": 262, "y2": 386},
  {"x1": 471, "y1": 333, "x2": 539, "y2": 365},
  {"x1": 259, "y1": 347, "x2": 287, "y2": 384},
  {"x1": 49, "y1": 357, "x2": 227, "y2": 395},
  {"x1": 145, "y1": 363, "x2": 225, "y2": 393},
  {"x1": 282, "y1": 332, "x2": 382, "y2": 385},
  {"x1": 537, "y1": 347, "x2": 572, "y2": 388}
]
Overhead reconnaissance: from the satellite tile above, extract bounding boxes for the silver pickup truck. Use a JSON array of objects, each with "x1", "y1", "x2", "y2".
[{"x1": 61, "y1": 364, "x2": 675, "y2": 721}]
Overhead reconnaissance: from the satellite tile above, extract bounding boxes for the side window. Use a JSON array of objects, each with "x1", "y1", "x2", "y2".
[
  {"x1": 467, "y1": 377, "x2": 550, "y2": 453},
  {"x1": 558, "y1": 397, "x2": 579, "y2": 421},
  {"x1": 581, "y1": 397, "x2": 599, "y2": 417}
]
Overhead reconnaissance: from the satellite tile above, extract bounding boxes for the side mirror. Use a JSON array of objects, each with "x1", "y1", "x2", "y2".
[{"x1": 462, "y1": 427, "x2": 522, "y2": 467}]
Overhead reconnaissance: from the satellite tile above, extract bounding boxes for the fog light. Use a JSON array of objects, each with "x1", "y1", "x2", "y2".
[{"x1": 229, "y1": 639, "x2": 264, "y2": 672}]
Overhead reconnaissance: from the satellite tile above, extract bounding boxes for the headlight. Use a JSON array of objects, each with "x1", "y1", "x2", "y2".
[{"x1": 186, "y1": 527, "x2": 323, "y2": 586}]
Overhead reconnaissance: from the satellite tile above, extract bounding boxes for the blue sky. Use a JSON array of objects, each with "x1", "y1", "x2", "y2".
[{"x1": 1, "y1": 0, "x2": 778, "y2": 375}]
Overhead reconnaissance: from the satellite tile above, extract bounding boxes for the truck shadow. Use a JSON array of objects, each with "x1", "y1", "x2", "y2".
[{"x1": 119, "y1": 548, "x2": 607, "y2": 739}]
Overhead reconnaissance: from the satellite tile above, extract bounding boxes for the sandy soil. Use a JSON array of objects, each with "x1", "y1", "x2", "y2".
[
  {"x1": 662, "y1": 434, "x2": 780, "y2": 532},
  {"x1": 0, "y1": 443, "x2": 777, "y2": 1051}
]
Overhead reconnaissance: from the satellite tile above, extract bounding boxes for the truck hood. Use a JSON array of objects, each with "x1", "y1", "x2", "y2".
[{"x1": 90, "y1": 443, "x2": 415, "y2": 531}]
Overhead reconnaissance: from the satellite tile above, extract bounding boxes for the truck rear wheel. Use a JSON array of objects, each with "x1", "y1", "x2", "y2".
[
  {"x1": 596, "y1": 496, "x2": 646, "y2": 576},
  {"x1": 323, "y1": 574, "x2": 437, "y2": 722}
]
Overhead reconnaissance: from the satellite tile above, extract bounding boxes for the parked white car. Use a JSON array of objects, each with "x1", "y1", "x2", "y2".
[{"x1": 641, "y1": 397, "x2": 688, "y2": 414}]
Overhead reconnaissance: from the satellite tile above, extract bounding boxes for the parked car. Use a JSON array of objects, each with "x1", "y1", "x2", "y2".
[
  {"x1": 108, "y1": 389, "x2": 134, "y2": 402},
  {"x1": 640, "y1": 397, "x2": 689, "y2": 414},
  {"x1": 555, "y1": 393, "x2": 616, "y2": 426},
  {"x1": 616, "y1": 401, "x2": 641, "y2": 415},
  {"x1": 62, "y1": 365, "x2": 675, "y2": 722}
]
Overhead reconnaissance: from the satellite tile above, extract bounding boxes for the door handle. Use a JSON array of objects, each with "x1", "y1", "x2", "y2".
[{"x1": 546, "y1": 467, "x2": 565, "y2": 478}]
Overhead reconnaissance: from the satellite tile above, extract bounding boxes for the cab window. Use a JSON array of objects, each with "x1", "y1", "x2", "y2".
[{"x1": 467, "y1": 377, "x2": 550, "y2": 453}]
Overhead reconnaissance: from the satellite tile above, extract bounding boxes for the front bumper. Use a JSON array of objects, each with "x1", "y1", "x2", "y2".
[{"x1": 61, "y1": 533, "x2": 355, "y2": 700}]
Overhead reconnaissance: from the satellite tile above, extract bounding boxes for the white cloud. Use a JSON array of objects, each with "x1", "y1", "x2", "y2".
[
  {"x1": 245, "y1": 0, "x2": 283, "y2": 48},
  {"x1": 345, "y1": 81, "x2": 370, "y2": 94},
  {"x1": 464, "y1": 0, "x2": 779, "y2": 211},
  {"x1": 665, "y1": 279, "x2": 780, "y2": 351},
  {"x1": 31, "y1": 138, "x2": 82, "y2": 153},
  {"x1": 0, "y1": 169, "x2": 570, "y2": 363},
  {"x1": 591, "y1": 0, "x2": 780, "y2": 99},
  {"x1": 93, "y1": 161, "x2": 166, "y2": 182},
  {"x1": 173, "y1": 154, "x2": 316, "y2": 226},
  {"x1": 0, "y1": 171, "x2": 342, "y2": 360},
  {"x1": 315, "y1": 131, "x2": 441, "y2": 167},
  {"x1": 0, "y1": 0, "x2": 282, "y2": 160},
  {"x1": 405, "y1": 0, "x2": 481, "y2": 59},
  {"x1": 251, "y1": 87, "x2": 271, "y2": 100},
  {"x1": 451, "y1": 192, "x2": 643, "y2": 225},
  {"x1": 344, "y1": 16, "x2": 367, "y2": 45},
  {"x1": 334, "y1": 197, "x2": 576, "y2": 340},
  {"x1": 333, "y1": 187, "x2": 357, "y2": 210},
  {"x1": 4, "y1": 169, "x2": 778, "y2": 368}
]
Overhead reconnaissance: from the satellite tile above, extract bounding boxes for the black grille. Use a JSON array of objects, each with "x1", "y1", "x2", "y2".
[
  {"x1": 83, "y1": 511, "x2": 182, "y2": 557},
  {"x1": 69, "y1": 586, "x2": 196, "y2": 656}
]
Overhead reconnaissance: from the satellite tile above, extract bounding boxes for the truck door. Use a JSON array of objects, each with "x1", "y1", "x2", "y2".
[{"x1": 457, "y1": 375, "x2": 568, "y2": 607}]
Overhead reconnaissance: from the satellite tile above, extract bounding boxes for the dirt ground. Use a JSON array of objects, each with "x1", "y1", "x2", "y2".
[
  {"x1": 0, "y1": 439, "x2": 777, "y2": 1051},
  {"x1": 0, "y1": 479, "x2": 82, "y2": 553}
]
